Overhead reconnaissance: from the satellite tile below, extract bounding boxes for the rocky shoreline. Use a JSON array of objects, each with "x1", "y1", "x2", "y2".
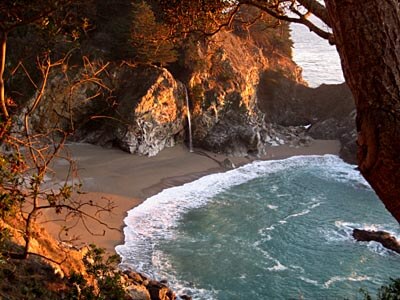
[
  {"x1": 19, "y1": 20, "x2": 356, "y2": 165},
  {"x1": 123, "y1": 270, "x2": 178, "y2": 300},
  {"x1": 7, "y1": 13, "x2": 358, "y2": 299}
]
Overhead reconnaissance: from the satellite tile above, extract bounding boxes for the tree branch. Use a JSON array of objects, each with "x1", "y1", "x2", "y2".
[
  {"x1": 0, "y1": 31, "x2": 8, "y2": 119},
  {"x1": 181, "y1": 4, "x2": 242, "y2": 37},
  {"x1": 240, "y1": 1, "x2": 334, "y2": 43},
  {"x1": 297, "y1": 0, "x2": 331, "y2": 27}
]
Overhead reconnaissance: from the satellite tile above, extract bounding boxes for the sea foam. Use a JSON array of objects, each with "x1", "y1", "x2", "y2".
[{"x1": 115, "y1": 155, "x2": 375, "y2": 298}]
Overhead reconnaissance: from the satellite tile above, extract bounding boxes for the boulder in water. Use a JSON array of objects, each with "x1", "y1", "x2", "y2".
[
  {"x1": 147, "y1": 280, "x2": 176, "y2": 300},
  {"x1": 352, "y1": 228, "x2": 400, "y2": 254}
]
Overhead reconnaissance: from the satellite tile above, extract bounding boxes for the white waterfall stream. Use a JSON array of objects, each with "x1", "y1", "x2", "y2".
[{"x1": 184, "y1": 86, "x2": 193, "y2": 152}]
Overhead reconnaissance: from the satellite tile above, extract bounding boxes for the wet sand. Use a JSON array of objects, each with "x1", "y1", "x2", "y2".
[{"x1": 43, "y1": 140, "x2": 340, "y2": 253}]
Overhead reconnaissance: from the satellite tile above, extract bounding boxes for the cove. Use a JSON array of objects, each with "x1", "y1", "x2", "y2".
[{"x1": 116, "y1": 155, "x2": 400, "y2": 299}]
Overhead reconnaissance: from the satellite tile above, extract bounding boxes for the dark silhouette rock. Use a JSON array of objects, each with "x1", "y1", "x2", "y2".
[
  {"x1": 147, "y1": 280, "x2": 176, "y2": 300},
  {"x1": 257, "y1": 71, "x2": 354, "y2": 126},
  {"x1": 352, "y1": 228, "x2": 400, "y2": 254},
  {"x1": 257, "y1": 70, "x2": 356, "y2": 162}
]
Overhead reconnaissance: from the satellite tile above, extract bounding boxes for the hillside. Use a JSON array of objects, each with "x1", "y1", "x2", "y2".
[{"x1": 0, "y1": 1, "x2": 356, "y2": 299}]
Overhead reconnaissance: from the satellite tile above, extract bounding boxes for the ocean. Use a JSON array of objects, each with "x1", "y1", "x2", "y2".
[
  {"x1": 115, "y1": 25, "x2": 398, "y2": 299},
  {"x1": 115, "y1": 156, "x2": 400, "y2": 299},
  {"x1": 291, "y1": 22, "x2": 345, "y2": 87}
]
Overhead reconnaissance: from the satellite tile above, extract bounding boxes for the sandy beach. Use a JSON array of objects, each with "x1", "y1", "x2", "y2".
[{"x1": 43, "y1": 140, "x2": 340, "y2": 253}]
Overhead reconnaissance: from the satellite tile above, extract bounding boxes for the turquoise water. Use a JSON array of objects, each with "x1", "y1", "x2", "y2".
[{"x1": 116, "y1": 156, "x2": 400, "y2": 299}]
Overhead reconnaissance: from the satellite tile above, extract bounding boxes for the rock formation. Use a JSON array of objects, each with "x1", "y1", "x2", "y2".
[
  {"x1": 257, "y1": 70, "x2": 356, "y2": 163},
  {"x1": 84, "y1": 65, "x2": 187, "y2": 157},
  {"x1": 352, "y1": 228, "x2": 400, "y2": 254},
  {"x1": 21, "y1": 16, "x2": 356, "y2": 161},
  {"x1": 183, "y1": 26, "x2": 317, "y2": 156},
  {"x1": 123, "y1": 271, "x2": 177, "y2": 300},
  {"x1": 24, "y1": 64, "x2": 187, "y2": 157}
]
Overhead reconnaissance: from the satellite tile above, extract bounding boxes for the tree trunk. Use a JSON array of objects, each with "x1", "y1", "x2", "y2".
[{"x1": 325, "y1": 0, "x2": 400, "y2": 222}]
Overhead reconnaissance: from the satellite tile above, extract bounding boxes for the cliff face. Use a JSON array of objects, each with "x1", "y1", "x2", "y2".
[
  {"x1": 0, "y1": 216, "x2": 177, "y2": 300},
  {"x1": 23, "y1": 64, "x2": 187, "y2": 157},
  {"x1": 187, "y1": 30, "x2": 273, "y2": 155},
  {"x1": 24, "y1": 20, "x2": 355, "y2": 161},
  {"x1": 257, "y1": 70, "x2": 356, "y2": 162},
  {"x1": 76, "y1": 65, "x2": 187, "y2": 157}
]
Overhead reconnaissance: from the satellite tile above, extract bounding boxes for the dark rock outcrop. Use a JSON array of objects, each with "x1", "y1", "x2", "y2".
[
  {"x1": 258, "y1": 71, "x2": 354, "y2": 125},
  {"x1": 352, "y1": 228, "x2": 400, "y2": 254},
  {"x1": 196, "y1": 110, "x2": 260, "y2": 156},
  {"x1": 74, "y1": 64, "x2": 187, "y2": 157},
  {"x1": 147, "y1": 280, "x2": 176, "y2": 300},
  {"x1": 308, "y1": 111, "x2": 357, "y2": 164},
  {"x1": 123, "y1": 271, "x2": 176, "y2": 300},
  {"x1": 257, "y1": 70, "x2": 356, "y2": 163}
]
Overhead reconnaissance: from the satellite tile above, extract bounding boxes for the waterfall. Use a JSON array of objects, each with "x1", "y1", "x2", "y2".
[{"x1": 184, "y1": 86, "x2": 193, "y2": 152}]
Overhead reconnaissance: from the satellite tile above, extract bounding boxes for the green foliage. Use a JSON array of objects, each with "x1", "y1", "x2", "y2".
[
  {"x1": 0, "y1": 153, "x2": 25, "y2": 218},
  {"x1": 178, "y1": 36, "x2": 208, "y2": 72},
  {"x1": 3, "y1": 0, "x2": 93, "y2": 106},
  {"x1": 131, "y1": 0, "x2": 178, "y2": 65},
  {"x1": 0, "y1": 254, "x2": 66, "y2": 300},
  {"x1": 0, "y1": 228, "x2": 11, "y2": 265},
  {"x1": 361, "y1": 279, "x2": 400, "y2": 300},
  {"x1": 233, "y1": 6, "x2": 293, "y2": 57},
  {"x1": 153, "y1": 0, "x2": 231, "y2": 36},
  {"x1": 377, "y1": 279, "x2": 400, "y2": 299},
  {"x1": 67, "y1": 244, "x2": 126, "y2": 300},
  {"x1": 91, "y1": 0, "x2": 133, "y2": 60}
]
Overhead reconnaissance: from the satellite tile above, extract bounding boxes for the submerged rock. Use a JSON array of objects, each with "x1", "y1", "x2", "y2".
[
  {"x1": 352, "y1": 228, "x2": 400, "y2": 254},
  {"x1": 147, "y1": 280, "x2": 176, "y2": 300}
]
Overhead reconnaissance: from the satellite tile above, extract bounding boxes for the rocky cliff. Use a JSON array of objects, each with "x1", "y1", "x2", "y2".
[
  {"x1": 23, "y1": 18, "x2": 356, "y2": 161},
  {"x1": 75, "y1": 64, "x2": 187, "y2": 157},
  {"x1": 0, "y1": 216, "x2": 178, "y2": 300},
  {"x1": 21, "y1": 63, "x2": 187, "y2": 157},
  {"x1": 257, "y1": 70, "x2": 356, "y2": 162}
]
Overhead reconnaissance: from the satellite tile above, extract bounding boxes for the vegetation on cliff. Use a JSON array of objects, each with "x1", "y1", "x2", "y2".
[
  {"x1": 0, "y1": 1, "x2": 182, "y2": 298},
  {"x1": 0, "y1": 0, "x2": 399, "y2": 299},
  {"x1": 153, "y1": 0, "x2": 400, "y2": 236}
]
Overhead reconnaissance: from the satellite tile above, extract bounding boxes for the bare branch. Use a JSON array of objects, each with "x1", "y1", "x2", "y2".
[
  {"x1": 182, "y1": 4, "x2": 242, "y2": 37},
  {"x1": 0, "y1": 31, "x2": 8, "y2": 119},
  {"x1": 240, "y1": 1, "x2": 334, "y2": 43},
  {"x1": 297, "y1": 0, "x2": 331, "y2": 26},
  {"x1": 11, "y1": 61, "x2": 39, "y2": 90}
]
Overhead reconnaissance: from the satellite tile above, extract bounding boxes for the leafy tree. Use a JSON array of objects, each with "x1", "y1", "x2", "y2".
[
  {"x1": 0, "y1": 0, "x2": 92, "y2": 120},
  {"x1": 361, "y1": 278, "x2": 400, "y2": 300},
  {"x1": 153, "y1": 0, "x2": 400, "y2": 223},
  {"x1": 92, "y1": 0, "x2": 133, "y2": 60},
  {"x1": 67, "y1": 245, "x2": 126, "y2": 300},
  {"x1": 131, "y1": 1, "x2": 178, "y2": 65}
]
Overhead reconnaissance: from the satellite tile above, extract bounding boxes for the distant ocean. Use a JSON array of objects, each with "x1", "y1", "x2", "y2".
[
  {"x1": 291, "y1": 22, "x2": 345, "y2": 87},
  {"x1": 115, "y1": 25, "x2": 398, "y2": 300}
]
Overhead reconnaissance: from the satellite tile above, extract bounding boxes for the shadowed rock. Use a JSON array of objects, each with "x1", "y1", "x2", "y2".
[{"x1": 352, "y1": 228, "x2": 400, "y2": 254}]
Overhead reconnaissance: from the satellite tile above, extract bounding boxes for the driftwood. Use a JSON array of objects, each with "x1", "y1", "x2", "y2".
[{"x1": 352, "y1": 229, "x2": 400, "y2": 254}]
